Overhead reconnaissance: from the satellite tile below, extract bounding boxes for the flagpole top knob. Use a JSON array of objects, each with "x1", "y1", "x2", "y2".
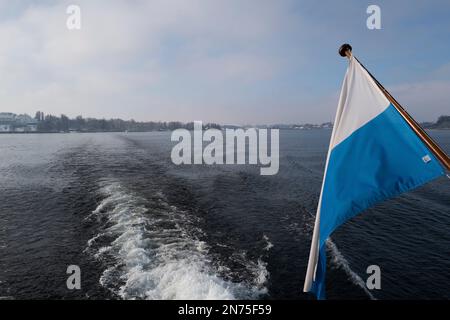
[{"x1": 339, "y1": 43, "x2": 352, "y2": 58}]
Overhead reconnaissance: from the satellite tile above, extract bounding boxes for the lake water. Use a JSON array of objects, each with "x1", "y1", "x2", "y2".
[{"x1": 0, "y1": 130, "x2": 449, "y2": 299}]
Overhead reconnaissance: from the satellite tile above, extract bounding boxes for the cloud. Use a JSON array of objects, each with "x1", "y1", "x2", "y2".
[
  {"x1": 0, "y1": 0, "x2": 302, "y2": 122},
  {"x1": 0, "y1": 0, "x2": 448, "y2": 123},
  {"x1": 391, "y1": 81, "x2": 450, "y2": 122}
]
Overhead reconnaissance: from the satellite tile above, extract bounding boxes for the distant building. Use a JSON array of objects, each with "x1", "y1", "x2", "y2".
[
  {"x1": 0, "y1": 112, "x2": 38, "y2": 132},
  {"x1": 15, "y1": 114, "x2": 38, "y2": 132},
  {"x1": 0, "y1": 112, "x2": 15, "y2": 132}
]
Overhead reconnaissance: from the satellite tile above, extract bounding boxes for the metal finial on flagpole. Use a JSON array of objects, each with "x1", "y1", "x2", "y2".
[{"x1": 339, "y1": 43, "x2": 352, "y2": 58}]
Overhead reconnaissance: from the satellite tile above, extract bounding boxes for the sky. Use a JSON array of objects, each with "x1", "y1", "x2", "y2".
[{"x1": 0, "y1": 0, "x2": 449, "y2": 124}]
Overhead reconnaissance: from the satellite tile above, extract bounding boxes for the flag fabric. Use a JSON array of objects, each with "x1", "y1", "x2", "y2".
[{"x1": 303, "y1": 56, "x2": 445, "y2": 299}]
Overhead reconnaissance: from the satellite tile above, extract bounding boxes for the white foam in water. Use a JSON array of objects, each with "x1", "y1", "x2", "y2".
[
  {"x1": 262, "y1": 234, "x2": 274, "y2": 251},
  {"x1": 302, "y1": 211, "x2": 374, "y2": 299},
  {"x1": 87, "y1": 181, "x2": 269, "y2": 300},
  {"x1": 327, "y1": 239, "x2": 376, "y2": 300},
  {"x1": 253, "y1": 259, "x2": 270, "y2": 287}
]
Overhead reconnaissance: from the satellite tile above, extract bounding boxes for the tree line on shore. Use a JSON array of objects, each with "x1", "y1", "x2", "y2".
[
  {"x1": 33, "y1": 111, "x2": 221, "y2": 132},
  {"x1": 421, "y1": 116, "x2": 450, "y2": 129},
  {"x1": 31, "y1": 111, "x2": 450, "y2": 133}
]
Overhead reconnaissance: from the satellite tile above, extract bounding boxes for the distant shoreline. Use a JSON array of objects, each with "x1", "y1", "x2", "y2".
[
  {"x1": 0, "y1": 128, "x2": 448, "y2": 134},
  {"x1": 2, "y1": 112, "x2": 448, "y2": 133}
]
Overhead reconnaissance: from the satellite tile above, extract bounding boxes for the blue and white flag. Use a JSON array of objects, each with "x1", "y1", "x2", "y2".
[{"x1": 303, "y1": 56, "x2": 446, "y2": 299}]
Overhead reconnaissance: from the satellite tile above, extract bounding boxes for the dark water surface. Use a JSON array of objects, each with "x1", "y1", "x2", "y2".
[{"x1": 0, "y1": 130, "x2": 449, "y2": 299}]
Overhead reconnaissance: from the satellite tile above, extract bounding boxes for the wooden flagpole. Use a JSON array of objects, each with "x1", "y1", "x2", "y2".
[{"x1": 339, "y1": 44, "x2": 450, "y2": 171}]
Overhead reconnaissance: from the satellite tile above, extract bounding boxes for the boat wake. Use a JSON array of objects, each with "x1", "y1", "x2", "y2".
[
  {"x1": 85, "y1": 180, "x2": 269, "y2": 300},
  {"x1": 327, "y1": 239, "x2": 376, "y2": 300},
  {"x1": 302, "y1": 210, "x2": 375, "y2": 299}
]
